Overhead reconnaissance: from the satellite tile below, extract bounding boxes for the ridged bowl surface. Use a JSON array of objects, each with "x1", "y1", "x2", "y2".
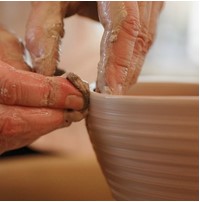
[{"x1": 86, "y1": 82, "x2": 199, "y2": 200}]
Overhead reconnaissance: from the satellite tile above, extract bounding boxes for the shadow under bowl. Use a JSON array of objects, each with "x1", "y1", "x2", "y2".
[{"x1": 86, "y1": 81, "x2": 199, "y2": 200}]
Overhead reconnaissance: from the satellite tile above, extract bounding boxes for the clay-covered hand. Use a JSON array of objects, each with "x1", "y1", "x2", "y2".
[
  {"x1": 97, "y1": 1, "x2": 164, "y2": 94},
  {"x1": 0, "y1": 27, "x2": 86, "y2": 154},
  {"x1": 25, "y1": 1, "x2": 163, "y2": 94},
  {"x1": 25, "y1": 2, "x2": 98, "y2": 76}
]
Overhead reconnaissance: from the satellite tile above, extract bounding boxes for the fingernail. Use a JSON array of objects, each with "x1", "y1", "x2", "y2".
[
  {"x1": 64, "y1": 111, "x2": 85, "y2": 122},
  {"x1": 65, "y1": 95, "x2": 84, "y2": 110}
]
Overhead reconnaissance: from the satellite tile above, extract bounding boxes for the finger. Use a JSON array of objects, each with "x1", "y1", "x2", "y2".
[
  {"x1": 0, "y1": 60, "x2": 86, "y2": 110},
  {"x1": 0, "y1": 103, "x2": 87, "y2": 154},
  {"x1": 125, "y1": 2, "x2": 153, "y2": 90},
  {"x1": 0, "y1": 26, "x2": 30, "y2": 71},
  {"x1": 25, "y1": 2, "x2": 66, "y2": 76},
  {"x1": 0, "y1": 104, "x2": 67, "y2": 154},
  {"x1": 127, "y1": 1, "x2": 164, "y2": 89},
  {"x1": 96, "y1": 2, "x2": 140, "y2": 94}
]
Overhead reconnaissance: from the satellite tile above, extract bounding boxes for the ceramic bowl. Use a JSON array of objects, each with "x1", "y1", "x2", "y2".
[{"x1": 86, "y1": 81, "x2": 199, "y2": 200}]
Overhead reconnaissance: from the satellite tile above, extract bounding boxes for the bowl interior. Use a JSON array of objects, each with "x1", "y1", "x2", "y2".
[{"x1": 126, "y1": 82, "x2": 199, "y2": 96}]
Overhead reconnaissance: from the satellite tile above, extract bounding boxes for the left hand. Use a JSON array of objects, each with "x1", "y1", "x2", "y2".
[{"x1": 0, "y1": 27, "x2": 87, "y2": 154}]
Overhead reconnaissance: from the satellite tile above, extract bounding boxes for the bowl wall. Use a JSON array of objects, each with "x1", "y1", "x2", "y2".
[{"x1": 86, "y1": 82, "x2": 199, "y2": 200}]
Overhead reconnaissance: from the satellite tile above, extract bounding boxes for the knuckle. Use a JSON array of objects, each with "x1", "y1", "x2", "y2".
[
  {"x1": 121, "y1": 15, "x2": 141, "y2": 38},
  {"x1": 26, "y1": 27, "x2": 41, "y2": 50},
  {"x1": 0, "y1": 78, "x2": 17, "y2": 105},
  {"x1": 135, "y1": 29, "x2": 153, "y2": 55},
  {"x1": 143, "y1": 30, "x2": 153, "y2": 50},
  {"x1": 41, "y1": 78, "x2": 56, "y2": 107},
  {"x1": 121, "y1": 14, "x2": 153, "y2": 55}
]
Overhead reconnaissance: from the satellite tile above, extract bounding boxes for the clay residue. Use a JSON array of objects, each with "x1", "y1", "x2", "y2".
[
  {"x1": 96, "y1": 2, "x2": 127, "y2": 94},
  {"x1": 67, "y1": 72, "x2": 90, "y2": 111}
]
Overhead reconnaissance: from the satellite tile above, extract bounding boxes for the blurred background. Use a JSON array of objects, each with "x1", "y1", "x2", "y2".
[{"x1": 0, "y1": 1, "x2": 199, "y2": 155}]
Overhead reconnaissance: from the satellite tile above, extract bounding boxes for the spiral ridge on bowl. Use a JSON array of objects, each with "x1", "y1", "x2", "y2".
[{"x1": 86, "y1": 82, "x2": 199, "y2": 200}]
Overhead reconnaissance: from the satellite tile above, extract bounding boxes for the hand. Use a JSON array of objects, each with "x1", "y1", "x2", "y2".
[
  {"x1": 25, "y1": 1, "x2": 163, "y2": 94},
  {"x1": 96, "y1": 1, "x2": 164, "y2": 94},
  {"x1": 25, "y1": 2, "x2": 98, "y2": 76},
  {"x1": 0, "y1": 27, "x2": 87, "y2": 154}
]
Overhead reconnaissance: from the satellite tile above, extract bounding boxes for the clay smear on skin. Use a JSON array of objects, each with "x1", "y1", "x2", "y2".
[{"x1": 97, "y1": 2, "x2": 127, "y2": 94}]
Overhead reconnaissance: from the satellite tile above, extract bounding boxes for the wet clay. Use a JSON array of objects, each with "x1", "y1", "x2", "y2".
[
  {"x1": 86, "y1": 82, "x2": 199, "y2": 200},
  {"x1": 66, "y1": 72, "x2": 90, "y2": 111}
]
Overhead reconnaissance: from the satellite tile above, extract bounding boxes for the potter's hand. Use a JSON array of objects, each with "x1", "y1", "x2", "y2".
[
  {"x1": 25, "y1": 2, "x2": 163, "y2": 94},
  {"x1": 0, "y1": 27, "x2": 86, "y2": 154},
  {"x1": 25, "y1": 2, "x2": 98, "y2": 76},
  {"x1": 96, "y1": 1, "x2": 164, "y2": 94}
]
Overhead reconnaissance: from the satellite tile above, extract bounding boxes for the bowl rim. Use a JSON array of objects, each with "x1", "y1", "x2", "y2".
[{"x1": 89, "y1": 82, "x2": 199, "y2": 101}]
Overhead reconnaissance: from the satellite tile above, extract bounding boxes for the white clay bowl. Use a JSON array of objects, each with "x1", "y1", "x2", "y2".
[{"x1": 86, "y1": 81, "x2": 199, "y2": 200}]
